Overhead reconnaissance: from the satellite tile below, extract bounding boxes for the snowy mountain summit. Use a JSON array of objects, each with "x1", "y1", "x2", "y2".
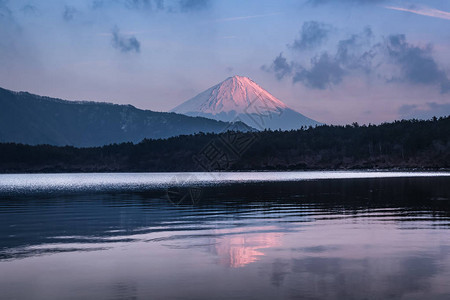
[{"x1": 171, "y1": 75, "x2": 321, "y2": 130}]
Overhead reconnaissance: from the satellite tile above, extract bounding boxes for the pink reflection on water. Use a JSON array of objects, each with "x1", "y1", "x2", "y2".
[{"x1": 212, "y1": 226, "x2": 282, "y2": 268}]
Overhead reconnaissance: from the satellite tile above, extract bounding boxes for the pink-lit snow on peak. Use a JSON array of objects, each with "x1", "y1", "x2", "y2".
[{"x1": 171, "y1": 76, "x2": 287, "y2": 115}]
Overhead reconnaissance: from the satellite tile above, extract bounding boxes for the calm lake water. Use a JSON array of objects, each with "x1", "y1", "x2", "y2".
[{"x1": 0, "y1": 172, "x2": 449, "y2": 299}]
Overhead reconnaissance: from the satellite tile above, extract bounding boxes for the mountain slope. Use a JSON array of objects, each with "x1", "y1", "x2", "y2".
[
  {"x1": 0, "y1": 87, "x2": 252, "y2": 147},
  {"x1": 171, "y1": 75, "x2": 321, "y2": 130}
]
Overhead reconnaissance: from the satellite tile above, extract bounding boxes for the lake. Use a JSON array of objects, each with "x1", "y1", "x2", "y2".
[{"x1": 1, "y1": 172, "x2": 449, "y2": 299}]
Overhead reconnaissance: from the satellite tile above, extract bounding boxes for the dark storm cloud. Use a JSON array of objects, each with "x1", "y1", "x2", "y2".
[
  {"x1": 261, "y1": 53, "x2": 293, "y2": 80},
  {"x1": 63, "y1": 5, "x2": 77, "y2": 21},
  {"x1": 386, "y1": 34, "x2": 450, "y2": 93},
  {"x1": 293, "y1": 53, "x2": 345, "y2": 89},
  {"x1": 264, "y1": 23, "x2": 450, "y2": 93},
  {"x1": 264, "y1": 26, "x2": 374, "y2": 89},
  {"x1": 336, "y1": 26, "x2": 376, "y2": 71},
  {"x1": 111, "y1": 26, "x2": 141, "y2": 53},
  {"x1": 291, "y1": 21, "x2": 331, "y2": 51}
]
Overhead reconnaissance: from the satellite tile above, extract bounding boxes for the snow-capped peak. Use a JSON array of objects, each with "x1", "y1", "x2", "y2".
[
  {"x1": 171, "y1": 75, "x2": 287, "y2": 116},
  {"x1": 170, "y1": 75, "x2": 321, "y2": 130}
]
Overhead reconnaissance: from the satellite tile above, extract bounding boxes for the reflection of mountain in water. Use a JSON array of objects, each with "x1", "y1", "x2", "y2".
[
  {"x1": 1, "y1": 176, "x2": 450, "y2": 299},
  {"x1": 212, "y1": 227, "x2": 282, "y2": 268},
  {"x1": 1, "y1": 176, "x2": 449, "y2": 261}
]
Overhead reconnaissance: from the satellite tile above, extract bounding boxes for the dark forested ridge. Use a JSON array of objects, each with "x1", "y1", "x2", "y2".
[
  {"x1": 0, "y1": 87, "x2": 251, "y2": 147},
  {"x1": 0, "y1": 117, "x2": 449, "y2": 173}
]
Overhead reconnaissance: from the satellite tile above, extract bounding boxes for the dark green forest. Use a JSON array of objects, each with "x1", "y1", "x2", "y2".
[{"x1": 0, "y1": 117, "x2": 449, "y2": 173}]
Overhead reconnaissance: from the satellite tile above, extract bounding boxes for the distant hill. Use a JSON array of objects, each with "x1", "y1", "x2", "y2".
[
  {"x1": 171, "y1": 75, "x2": 321, "y2": 130},
  {"x1": 0, "y1": 87, "x2": 252, "y2": 147}
]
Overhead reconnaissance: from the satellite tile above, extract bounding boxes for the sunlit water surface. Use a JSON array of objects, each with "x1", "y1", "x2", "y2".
[{"x1": 0, "y1": 172, "x2": 449, "y2": 299}]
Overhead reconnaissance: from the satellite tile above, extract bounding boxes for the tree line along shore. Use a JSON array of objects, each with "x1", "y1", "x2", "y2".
[{"x1": 0, "y1": 117, "x2": 449, "y2": 173}]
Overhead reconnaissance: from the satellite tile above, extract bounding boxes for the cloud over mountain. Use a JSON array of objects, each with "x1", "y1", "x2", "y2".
[
  {"x1": 293, "y1": 53, "x2": 345, "y2": 89},
  {"x1": 112, "y1": 26, "x2": 141, "y2": 53},
  {"x1": 264, "y1": 22, "x2": 450, "y2": 93},
  {"x1": 386, "y1": 34, "x2": 450, "y2": 93},
  {"x1": 290, "y1": 21, "x2": 332, "y2": 51}
]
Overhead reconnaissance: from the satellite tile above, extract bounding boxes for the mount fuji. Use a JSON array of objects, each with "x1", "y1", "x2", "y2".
[{"x1": 171, "y1": 76, "x2": 321, "y2": 130}]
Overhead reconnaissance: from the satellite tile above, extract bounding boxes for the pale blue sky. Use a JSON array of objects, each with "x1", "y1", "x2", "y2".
[{"x1": 1, "y1": 0, "x2": 449, "y2": 124}]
